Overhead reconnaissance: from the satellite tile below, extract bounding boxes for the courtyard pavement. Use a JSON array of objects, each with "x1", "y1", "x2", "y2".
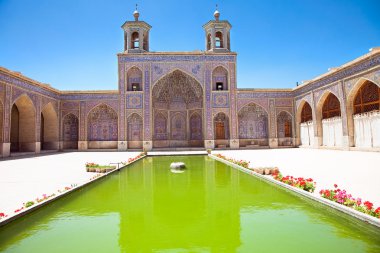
[
  {"x1": 217, "y1": 148, "x2": 380, "y2": 208},
  {"x1": 0, "y1": 152, "x2": 139, "y2": 215},
  {"x1": 0, "y1": 149, "x2": 379, "y2": 217}
]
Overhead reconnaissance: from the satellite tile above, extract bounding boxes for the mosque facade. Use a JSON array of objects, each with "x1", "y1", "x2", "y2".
[{"x1": 0, "y1": 9, "x2": 379, "y2": 157}]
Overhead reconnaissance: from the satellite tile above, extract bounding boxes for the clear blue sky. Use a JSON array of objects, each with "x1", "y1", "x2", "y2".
[{"x1": 1, "y1": 0, "x2": 379, "y2": 90}]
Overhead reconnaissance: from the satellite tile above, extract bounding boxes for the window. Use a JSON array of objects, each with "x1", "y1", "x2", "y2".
[
  {"x1": 215, "y1": 31, "x2": 223, "y2": 48},
  {"x1": 132, "y1": 83, "x2": 140, "y2": 91},
  {"x1": 216, "y1": 82, "x2": 224, "y2": 91},
  {"x1": 131, "y1": 32, "x2": 139, "y2": 49}
]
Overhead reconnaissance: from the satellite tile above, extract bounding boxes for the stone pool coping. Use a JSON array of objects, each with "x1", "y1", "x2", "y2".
[
  {"x1": 209, "y1": 154, "x2": 380, "y2": 228},
  {"x1": 0, "y1": 155, "x2": 146, "y2": 227}
]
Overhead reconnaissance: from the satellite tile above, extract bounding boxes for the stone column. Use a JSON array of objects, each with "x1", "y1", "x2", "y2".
[
  {"x1": 210, "y1": 28, "x2": 215, "y2": 51},
  {"x1": 139, "y1": 30, "x2": 143, "y2": 50},
  {"x1": 126, "y1": 31, "x2": 131, "y2": 51},
  {"x1": 143, "y1": 65, "x2": 152, "y2": 151},
  {"x1": 78, "y1": 101, "x2": 88, "y2": 150},
  {"x1": 311, "y1": 91, "x2": 321, "y2": 148},
  {"x1": 223, "y1": 30, "x2": 228, "y2": 49},
  {"x1": 339, "y1": 81, "x2": 350, "y2": 149},
  {"x1": 1, "y1": 85, "x2": 11, "y2": 157},
  {"x1": 268, "y1": 99, "x2": 278, "y2": 148}
]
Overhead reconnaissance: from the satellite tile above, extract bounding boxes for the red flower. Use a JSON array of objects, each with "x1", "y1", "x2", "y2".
[
  {"x1": 364, "y1": 201, "x2": 373, "y2": 210},
  {"x1": 375, "y1": 207, "x2": 380, "y2": 214},
  {"x1": 0, "y1": 213, "x2": 5, "y2": 217},
  {"x1": 334, "y1": 184, "x2": 338, "y2": 188}
]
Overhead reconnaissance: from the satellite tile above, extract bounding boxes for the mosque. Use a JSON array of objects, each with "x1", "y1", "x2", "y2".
[{"x1": 0, "y1": 8, "x2": 379, "y2": 157}]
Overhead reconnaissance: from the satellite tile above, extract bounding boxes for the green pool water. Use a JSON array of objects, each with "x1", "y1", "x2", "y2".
[{"x1": 0, "y1": 155, "x2": 379, "y2": 252}]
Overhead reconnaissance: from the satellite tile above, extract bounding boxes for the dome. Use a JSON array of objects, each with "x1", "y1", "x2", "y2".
[{"x1": 214, "y1": 8, "x2": 220, "y2": 21}]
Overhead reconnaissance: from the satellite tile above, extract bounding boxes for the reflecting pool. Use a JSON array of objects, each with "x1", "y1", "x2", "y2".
[{"x1": 0, "y1": 156, "x2": 379, "y2": 252}]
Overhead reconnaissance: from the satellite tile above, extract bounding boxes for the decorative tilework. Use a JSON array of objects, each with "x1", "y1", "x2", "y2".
[
  {"x1": 294, "y1": 55, "x2": 380, "y2": 97},
  {"x1": 0, "y1": 72, "x2": 59, "y2": 99},
  {"x1": 80, "y1": 101, "x2": 86, "y2": 141},
  {"x1": 229, "y1": 62, "x2": 237, "y2": 139},
  {"x1": 205, "y1": 67, "x2": 212, "y2": 139},
  {"x1": 212, "y1": 93, "x2": 229, "y2": 108},
  {"x1": 119, "y1": 55, "x2": 236, "y2": 63},
  {"x1": 237, "y1": 92, "x2": 293, "y2": 99},
  {"x1": 3, "y1": 85, "x2": 10, "y2": 142},
  {"x1": 86, "y1": 100, "x2": 119, "y2": 115},
  {"x1": 237, "y1": 98, "x2": 269, "y2": 113},
  {"x1": 143, "y1": 68, "x2": 151, "y2": 141},
  {"x1": 151, "y1": 63, "x2": 204, "y2": 85},
  {"x1": 61, "y1": 101, "x2": 79, "y2": 110},
  {"x1": 275, "y1": 98, "x2": 293, "y2": 107},
  {"x1": 126, "y1": 93, "x2": 143, "y2": 109},
  {"x1": 119, "y1": 94, "x2": 126, "y2": 140}
]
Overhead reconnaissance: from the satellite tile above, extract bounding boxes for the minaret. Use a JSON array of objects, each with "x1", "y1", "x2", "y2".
[
  {"x1": 121, "y1": 4, "x2": 152, "y2": 53},
  {"x1": 203, "y1": 5, "x2": 232, "y2": 52}
]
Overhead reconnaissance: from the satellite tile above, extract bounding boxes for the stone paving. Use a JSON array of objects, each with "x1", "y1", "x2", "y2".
[
  {"x1": 216, "y1": 148, "x2": 380, "y2": 207},
  {"x1": 0, "y1": 152, "x2": 139, "y2": 215},
  {"x1": 1, "y1": 149, "x2": 379, "y2": 217}
]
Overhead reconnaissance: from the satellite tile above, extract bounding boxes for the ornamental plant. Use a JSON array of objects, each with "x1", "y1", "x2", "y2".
[
  {"x1": 319, "y1": 184, "x2": 380, "y2": 219},
  {"x1": 272, "y1": 172, "x2": 316, "y2": 193},
  {"x1": 214, "y1": 154, "x2": 250, "y2": 169}
]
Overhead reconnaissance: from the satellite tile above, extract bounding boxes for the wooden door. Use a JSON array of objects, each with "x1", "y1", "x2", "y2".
[
  {"x1": 284, "y1": 121, "x2": 291, "y2": 137},
  {"x1": 216, "y1": 122, "x2": 225, "y2": 139}
]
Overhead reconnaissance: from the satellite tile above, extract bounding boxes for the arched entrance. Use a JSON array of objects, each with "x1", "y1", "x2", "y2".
[
  {"x1": 348, "y1": 80, "x2": 380, "y2": 148},
  {"x1": 277, "y1": 111, "x2": 293, "y2": 146},
  {"x1": 40, "y1": 103, "x2": 59, "y2": 150},
  {"x1": 10, "y1": 95, "x2": 36, "y2": 152},
  {"x1": 214, "y1": 112, "x2": 229, "y2": 148},
  {"x1": 127, "y1": 113, "x2": 143, "y2": 149},
  {"x1": 238, "y1": 103, "x2": 268, "y2": 147},
  {"x1": 87, "y1": 104, "x2": 118, "y2": 149},
  {"x1": 297, "y1": 101, "x2": 314, "y2": 147},
  {"x1": 152, "y1": 70, "x2": 203, "y2": 148},
  {"x1": 317, "y1": 93, "x2": 342, "y2": 147},
  {"x1": 63, "y1": 113, "x2": 79, "y2": 149}
]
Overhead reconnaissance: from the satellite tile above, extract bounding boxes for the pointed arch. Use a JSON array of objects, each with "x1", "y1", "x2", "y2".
[
  {"x1": 171, "y1": 112, "x2": 186, "y2": 140},
  {"x1": 238, "y1": 103, "x2": 268, "y2": 139},
  {"x1": 212, "y1": 66, "x2": 229, "y2": 91},
  {"x1": 62, "y1": 113, "x2": 79, "y2": 149},
  {"x1": 11, "y1": 94, "x2": 36, "y2": 152},
  {"x1": 347, "y1": 78, "x2": 380, "y2": 148},
  {"x1": 316, "y1": 92, "x2": 343, "y2": 147},
  {"x1": 87, "y1": 104, "x2": 118, "y2": 148},
  {"x1": 190, "y1": 112, "x2": 202, "y2": 141},
  {"x1": 126, "y1": 66, "x2": 143, "y2": 91},
  {"x1": 154, "y1": 112, "x2": 167, "y2": 141},
  {"x1": 277, "y1": 111, "x2": 293, "y2": 146},
  {"x1": 41, "y1": 102, "x2": 59, "y2": 150},
  {"x1": 127, "y1": 113, "x2": 143, "y2": 149},
  {"x1": 214, "y1": 112, "x2": 229, "y2": 140},
  {"x1": 296, "y1": 100, "x2": 314, "y2": 147}
]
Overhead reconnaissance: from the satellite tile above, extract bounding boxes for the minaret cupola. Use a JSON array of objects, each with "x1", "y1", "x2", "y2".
[
  {"x1": 203, "y1": 5, "x2": 232, "y2": 52},
  {"x1": 121, "y1": 5, "x2": 152, "y2": 53}
]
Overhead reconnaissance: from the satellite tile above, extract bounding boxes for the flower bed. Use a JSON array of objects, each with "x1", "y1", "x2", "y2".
[
  {"x1": 320, "y1": 184, "x2": 380, "y2": 219},
  {"x1": 272, "y1": 172, "x2": 316, "y2": 193},
  {"x1": 122, "y1": 152, "x2": 146, "y2": 166},
  {"x1": 85, "y1": 163, "x2": 116, "y2": 173},
  {"x1": 214, "y1": 154, "x2": 250, "y2": 169}
]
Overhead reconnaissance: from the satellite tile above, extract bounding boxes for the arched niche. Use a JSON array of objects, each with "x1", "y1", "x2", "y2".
[
  {"x1": 41, "y1": 103, "x2": 59, "y2": 150},
  {"x1": 214, "y1": 112, "x2": 229, "y2": 140},
  {"x1": 277, "y1": 111, "x2": 293, "y2": 146},
  {"x1": 127, "y1": 113, "x2": 143, "y2": 149},
  {"x1": 127, "y1": 67, "x2": 143, "y2": 91},
  {"x1": 87, "y1": 104, "x2": 118, "y2": 149},
  {"x1": 347, "y1": 79, "x2": 380, "y2": 148},
  {"x1": 62, "y1": 113, "x2": 79, "y2": 149},
  {"x1": 238, "y1": 103, "x2": 268, "y2": 147},
  {"x1": 316, "y1": 93, "x2": 342, "y2": 147},
  {"x1": 152, "y1": 69, "x2": 203, "y2": 148},
  {"x1": 296, "y1": 101, "x2": 314, "y2": 147},
  {"x1": 11, "y1": 94, "x2": 36, "y2": 152},
  {"x1": 131, "y1": 32, "x2": 139, "y2": 49},
  {"x1": 212, "y1": 66, "x2": 228, "y2": 91},
  {"x1": 215, "y1": 31, "x2": 223, "y2": 48}
]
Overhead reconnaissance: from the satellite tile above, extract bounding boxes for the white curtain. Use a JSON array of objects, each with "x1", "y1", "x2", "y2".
[
  {"x1": 354, "y1": 111, "x2": 380, "y2": 148},
  {"x1": 322, "y1": 117, "x2": 342, "y2": 147},
  {"x1": 308, "y1": 121, "x2": 315, "y2": 147},
  {"x1": 300, "y1": 122, "x2": 310, "y2": 146}
]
